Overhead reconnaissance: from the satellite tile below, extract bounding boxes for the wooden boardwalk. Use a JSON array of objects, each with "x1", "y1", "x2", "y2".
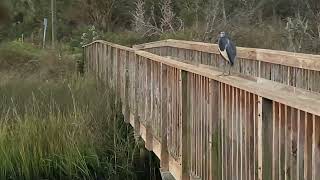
[{"x1": 83, "y1": 39, "x2": 320, "y2": 180}]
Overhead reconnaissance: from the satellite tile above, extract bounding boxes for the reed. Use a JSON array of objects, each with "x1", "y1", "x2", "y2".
[{"x1": 0, "y1": 75, "x2": 138, "y2": 180}]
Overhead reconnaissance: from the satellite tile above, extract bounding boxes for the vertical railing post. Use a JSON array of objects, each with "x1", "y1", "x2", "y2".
[
  {"x1": 210, "y1": 80, "x2": 221, "y2": 180},
  {"x1": 82, "y1": 47, "x2": 86, "y2": 74},
  {"x1": 160, "y1": 63, "x2": 169, "y2": 170},
  {"x1": 116, "y1": 49, "x2": 120, "y2": 99},
  {"x1": 81, "y1": 47, "x2": 85, "y2": 75},
  {"x1": 257, "y1": 96, "x2": 264, "y2": 180},
  {"x1": 133, "y1": 54, "x2": 140, "y2": 140},
  {"x1": 102, "y1": 44, "x2": 107, "y2": 83},
  {"x1": 145, "y1": 60, "x2": 153, "y2": 151},
  {"x1": 181, "y1": 70, "x2": 190, "y2": 180},
  {"x1": 124, "y1": 52, "x2": 130, "y2": 123}
]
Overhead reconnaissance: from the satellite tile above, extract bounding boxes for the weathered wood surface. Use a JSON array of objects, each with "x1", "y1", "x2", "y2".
[
  {"x1": 134, "y1": 39, "x2": 320, "y2": 94},
  {"x1": 84, "y1": 40, "x2": 320, "y2": 180}
]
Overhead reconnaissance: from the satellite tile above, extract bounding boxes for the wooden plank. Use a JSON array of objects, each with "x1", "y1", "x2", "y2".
[
  {"x1": 191, "y1": 73, "x2": 195, "y2": 175},
  {"x1": 190, "y1": 74, "x2": 194, "y2": 175},
  {"x1": 221, "y1": 83, "x2": 225, "y2": 180},
  {"x1": 297, "y1": 110, "x2": 301, "y2": 180},
  {"x1": 241, "y1": 90, "x2": 245, "y2": 180},
  {"x1": 178, "y1": 68, "x2": 181, "y2": 158},
  {"x1": 211, "y1": 80, "x2": 220, "y2": 180},
  {"x1": 253, "y1": 95, "x2": 256, "y2": 180},
  {"x1": 279, "y1": 104, "x2": 285, "y2": 180},
  {"x1": 181, "y1": 70, "x2": 190, "y2": 180},
  {"x1": 257, "y1": 96, "x2": 263, "y2": 180},
  {"x1": 167, "y1": 66, "x2": 172, "y2": 157},
  {"x1": 224, "y1": 84, "x2": 228, "y2": 180},
  {"x1": 245, "y1": 91, "x2": 249, "y2": 180},
  {"x1": 205, "y1": 78, "x2": 209, "y2": 179},
  {"x1": 284, "y1": 105, "x2": 289, "y2": 180},
  {"x1": 278, "y1": 103, "x2": 282, "y2": 180},
  {"x1": 172, "y1": 67, "x2": 176, "y2": 156},
  {"x1": 248, "y1": 93, "x2": 253, "y2": 180},
  {"x1": 304, "y1": 112, "x2": 312, "y2": 180},
  {"x1": 236, "y1": 88, "x2": 239, "y2": 180},
  {"x1": 200, "y1": 75, "x2": 203, "y2": 178},
  {"x1": 196, "y1": 74, "x2": 200, "y2": 176},
  {"x1": 194, "y1": 74, "x2": 198, "y2": 175},
  {"x1": 290, "y1": 108, "x2": 297, "y2": 180},
  {"x1": 145, "y1": 60, "x2": 153, "y2": 151},
  {"x1": 312, "y1": 115, "x2": 320, "y2": 180},
  {"x1": 240, "y1": 89, "x2": 243, "y2": 180},
  {"x1": 227, "y1": 85, "x2": 231, "y2": 180},
  {"x1": 231, "y1": 86, "x2": 235, "y2": 180},
  {"x1": 124, "y1": 51, "x2": 130, "y2": 123},
  {"x1": 161, "y1": 63, "x2": 169, "y2": 170},
  {"x1": 203, "y1": 77, "x2": 207, "y2": 179}
]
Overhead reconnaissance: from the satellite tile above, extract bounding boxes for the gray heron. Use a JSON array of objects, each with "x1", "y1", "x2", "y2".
[{"x1": 217, "y1": 32, "x2": 237, "y2": 76}]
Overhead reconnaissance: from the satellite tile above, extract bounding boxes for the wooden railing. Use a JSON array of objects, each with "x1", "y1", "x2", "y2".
[
  {"x1": 83, "y1": 40, "x2": 320, "y2": 180},
  {"x1": 133, "y1": 39, "x2": 320, "y2": 94}
]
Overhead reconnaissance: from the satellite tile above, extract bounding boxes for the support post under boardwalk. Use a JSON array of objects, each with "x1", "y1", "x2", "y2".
[{"x1": 181, "y1": 70, "x2": 190, "y2": 180}]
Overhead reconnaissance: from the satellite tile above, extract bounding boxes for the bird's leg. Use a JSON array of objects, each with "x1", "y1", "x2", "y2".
[
  {"x1": 227, "y1": 64, "x2": 232, "y2": 76},
  {"x1": 218, "y1": 61, "x2": 227, "y2": 76}
]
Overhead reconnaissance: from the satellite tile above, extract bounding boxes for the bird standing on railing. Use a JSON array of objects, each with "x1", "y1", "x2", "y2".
[{"x1": 217, "y1": 32, "x2": 237, "y2": 76}]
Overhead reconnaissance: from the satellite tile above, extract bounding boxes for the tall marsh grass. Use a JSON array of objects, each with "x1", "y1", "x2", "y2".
[{"x1": 0, "y1": 76, "x2": 138, "y2": 180}]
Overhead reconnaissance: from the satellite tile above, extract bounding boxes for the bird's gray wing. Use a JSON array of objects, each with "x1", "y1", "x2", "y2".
[{"x1": 226, "y1": 40, "x2": 237, "y2": 65}]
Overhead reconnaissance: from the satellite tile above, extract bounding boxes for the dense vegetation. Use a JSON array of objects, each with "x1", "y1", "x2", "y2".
[
  {"x1": 0, "y1": 42, "x2": 143, "y2": 179},
  {"x1": 0, "y1": 0, "x2": 320, "y2": 53}
]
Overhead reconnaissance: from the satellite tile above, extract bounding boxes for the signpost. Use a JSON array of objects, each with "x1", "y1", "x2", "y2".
[{"x1": 43, "y1": 18, "x2": 48, "y2": 48}]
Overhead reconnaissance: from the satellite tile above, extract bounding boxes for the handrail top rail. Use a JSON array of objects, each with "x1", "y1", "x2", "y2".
[
  {"x1": 134, "y1": 39, "x2": 320, "y2": 59},
  {"x1": 133, "y1": 39, "x2": 320, "y2": 71},
  {"x1": 82, "y1": 40, "x2": 135, "y2": 52}
]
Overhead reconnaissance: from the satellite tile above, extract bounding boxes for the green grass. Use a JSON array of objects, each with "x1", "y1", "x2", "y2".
[
  {"x1": 0, "y1": 76, "x2": 139, "y2": 180},
  {"x1": 0, "y1": 41, "x2": 44, "y2": 65},
  {"x1": 0, "y1": 41, "x2": 139, "y2": 179},
  {"x1": 0, "y1": 41, "x2": 77, "y2": 83}
]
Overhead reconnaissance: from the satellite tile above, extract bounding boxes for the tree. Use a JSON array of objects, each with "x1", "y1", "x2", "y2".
[{"x1": 78, "y1": 0, "x2": 134, "y2": 31}]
